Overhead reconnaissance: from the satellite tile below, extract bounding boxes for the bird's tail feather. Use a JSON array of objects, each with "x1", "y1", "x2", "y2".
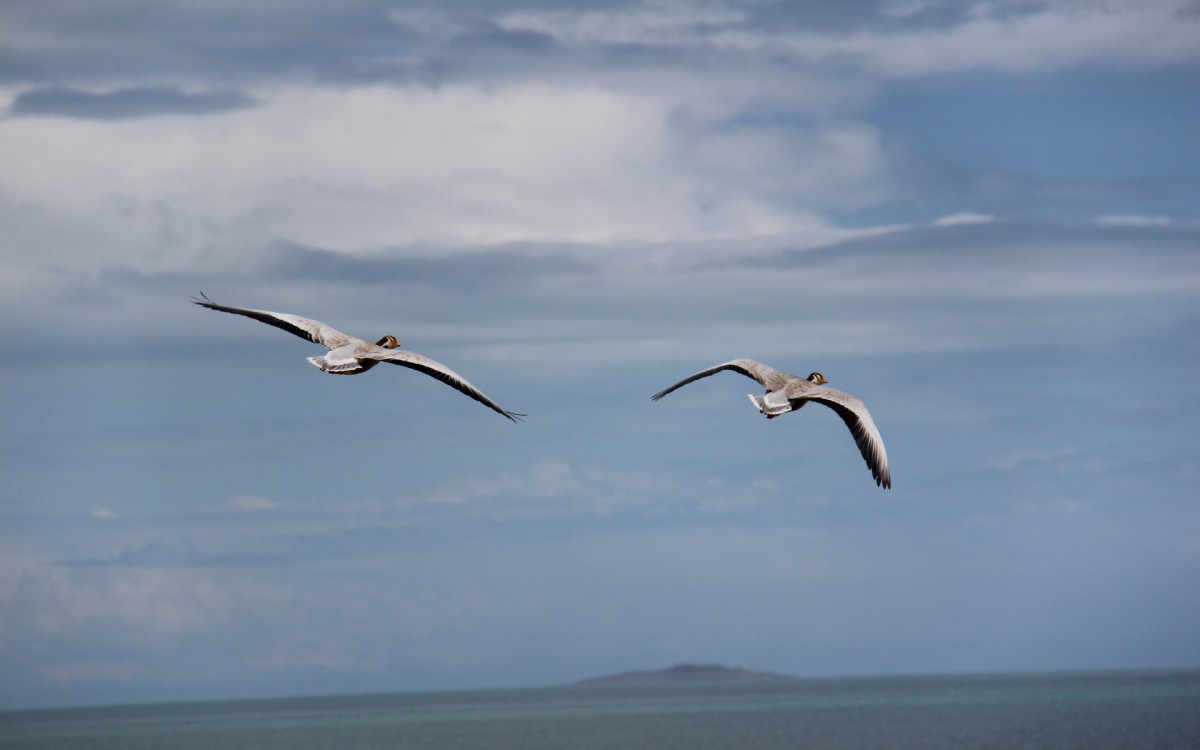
[
  {"x1": 748, "y1": 392, "x2": 791, "y2": 418},
  {"x1": 307, "y1": 356, "x2": 363, "y2": 373}
]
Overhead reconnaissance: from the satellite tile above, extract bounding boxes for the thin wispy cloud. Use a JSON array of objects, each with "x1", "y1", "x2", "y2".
[
  {"x1": 7, "y1": 86, "x2": 257, "y2": 120},
  {"x1": 224, "y1": 494, "x2": 283, "y2": 512}
]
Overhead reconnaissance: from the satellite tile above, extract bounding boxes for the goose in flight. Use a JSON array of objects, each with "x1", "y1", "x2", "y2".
[
  {"x1": 652, "y1": 358, "x2": 890, "y2": 488},
  {"x1": 192, "y1": 292, "x2": 524, "y2": 422}
]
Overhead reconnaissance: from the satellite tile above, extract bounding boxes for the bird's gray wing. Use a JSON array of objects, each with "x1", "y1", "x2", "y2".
[
  {"x1": 369, "y1": 348, "x2": 524, "y2": 422},
  {"x1": 651, "y1": 358, "x2": 781, "y2": 401},
  {"x1": 807, "y1": 386, "x2": 892, "y2": 489},
  {"x1": 191, "y1": 292, "x2": 353, "y2": 350}
]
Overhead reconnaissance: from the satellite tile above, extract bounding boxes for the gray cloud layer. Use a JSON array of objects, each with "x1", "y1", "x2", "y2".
[
  {"x1": 4, "y1": 1, "x2": 1199, "y2": 87},
  {"x1": 7, "y1": 86, "x2": 258, "y2": 120}
]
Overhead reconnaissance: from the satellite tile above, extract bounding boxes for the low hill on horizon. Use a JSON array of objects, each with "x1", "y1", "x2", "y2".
[{"x1": 576, "y1": 663, "x2": 797, "y2": 686}]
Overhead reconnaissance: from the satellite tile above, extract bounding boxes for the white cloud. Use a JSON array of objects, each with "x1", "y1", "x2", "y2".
[
  {"x1": 4, "y1": 2, "x2": 1192, "y2": 306},
  {"x1": 6, "y1": 565, "x2": 233, "y2": 644},
  {"x1": 984, "y1": 448, "x2": 1078, "y2": 471},
  {"x1": 709, "y1": 2, "x2": 1200, "y2": 76},
  {"x1": 409, "y1": 459, "x2": 662, "y2": 518},
  {"x1": 873, "y1": 3, "x2": 1196, "y2": 75},
  {"x1": 398, "y1": 459, "x2": 788, "y2": 522},
  {"x1": 494, "y1": 1, "x2": 1200, "y2": 77},
  {"x1": 2, "y1": 81, "x2": 873, "y2": 288},
  {"x1": 0, "y1": 555, "x2": 37, "y2": 601},
  {"x1": 934, "y1": 212, "x2": 993, "y2": 226},
  {"x1": 1098, "y1": 214, "x2": 1174, "y2": 227}
]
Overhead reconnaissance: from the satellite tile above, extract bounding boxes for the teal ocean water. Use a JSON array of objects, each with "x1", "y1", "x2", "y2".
[{"x1": 2, "y1": 670, "x2": 1197, "y2": 749}]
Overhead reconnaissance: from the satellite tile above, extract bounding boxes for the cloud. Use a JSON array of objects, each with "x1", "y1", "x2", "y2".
[
  {"x1": 6, "y1": 86, "x2": 257, "y2": 120},
  {"x1": 3, "y1": 1, "x2": 1197, "y2": 100},
  {"x1": 392, "y1": 459, "x2": 790, "y2": 522},
  {"x1": 2, "y1": 2, "x2": 1194, "y2": 308},
  {"x1": 0, "y1": 79, "x2": 898, "y2": 319},
  {"x1": 0, "y1": 83, "x2": 723, "y2": 261},
  {"x1": 984, "y1": 448, "x2": 1077, "y2": 471},
  {"x1": 1098, "y1": 214, "x2": 1175, "y2": 227},
  {"x1": 816, "y1": 2, "x2": 1200, "y2": 76},
  {"x1": 225, "y1": 494, "x2": 283, "y2": 512},
  {"x1": 267, "y1": 241, "x2": 596, "y2": 290},
  {"x1": 0, "y1": 1, "x2": 419, "y2": 85},
  {"x1": 502, "y1": 1, "x2": 1200, "y2": 76},
  {"x1": 753, "y1": 220, "x2": 1200, "y2": 303},
  {"x1": 934, "y1": 212, "x2": 993, "y2": 226},
  {"x1": 130, "y1": 539, "x2": 213, "y2": 568},
  {"x1": 72, "y1": 537, "x2": 292, "y2": 566},
  {"x1": 0, "y1": 561, "x2": 285, "y2": 704},
  {"x1": 4, "y1": 564, "x2": 233, "y2": 646},
  {"x1": 420, "y1": 459, "x2": 583, "y2": 506},
  {"x1": 6, "y1": 214, "x2": 1196, "y2": 380}
]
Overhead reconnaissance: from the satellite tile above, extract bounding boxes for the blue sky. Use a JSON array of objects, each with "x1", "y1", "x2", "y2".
[{"x1": 1, "y1": 0, "x2": 1198, "y2": 710}]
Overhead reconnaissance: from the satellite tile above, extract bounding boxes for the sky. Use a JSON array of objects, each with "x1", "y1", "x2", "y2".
[{"x1": 1, "y1": 0, "x2": 1198, "y2": 711}]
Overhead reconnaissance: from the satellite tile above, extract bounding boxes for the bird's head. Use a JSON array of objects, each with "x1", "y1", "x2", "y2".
[
  {"x1": 376, "y1": 335, "x2": 400, "y2": 349},
  {"x1": 807, "y1": 372, "x2": 828, "y2": 385}
]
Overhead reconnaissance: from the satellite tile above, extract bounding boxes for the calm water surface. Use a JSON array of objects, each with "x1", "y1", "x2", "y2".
[{"x1": 2, "y1": 670, "x2": 1197, "y2": 749}]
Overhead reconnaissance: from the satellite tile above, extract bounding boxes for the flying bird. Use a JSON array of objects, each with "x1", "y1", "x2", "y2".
[
  {"x1": 192, "y1": 292, "x2": 524, "y2": 422},
  {"x1": 652, "y1": 358, "x2": 890, "y2": 488}
]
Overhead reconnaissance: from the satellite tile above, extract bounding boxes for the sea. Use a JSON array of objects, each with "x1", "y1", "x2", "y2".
[{"x1": 2, "y1": 670, "x2": 1197, "y2": 750}]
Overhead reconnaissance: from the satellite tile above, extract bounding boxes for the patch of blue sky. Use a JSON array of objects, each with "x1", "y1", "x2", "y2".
[{"x1": 869, "y1": 68, "x2": 1200, "y2": 182}]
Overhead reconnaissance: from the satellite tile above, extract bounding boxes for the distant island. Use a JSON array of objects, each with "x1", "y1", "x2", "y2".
[{"x1": 576, "y1": 663, "x2": 797, "y2": 686}]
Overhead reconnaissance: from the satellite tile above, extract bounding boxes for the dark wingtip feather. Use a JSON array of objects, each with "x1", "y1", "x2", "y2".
[{"x1": 190, "y1": 290, "x2": 215, "y2": 306}]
